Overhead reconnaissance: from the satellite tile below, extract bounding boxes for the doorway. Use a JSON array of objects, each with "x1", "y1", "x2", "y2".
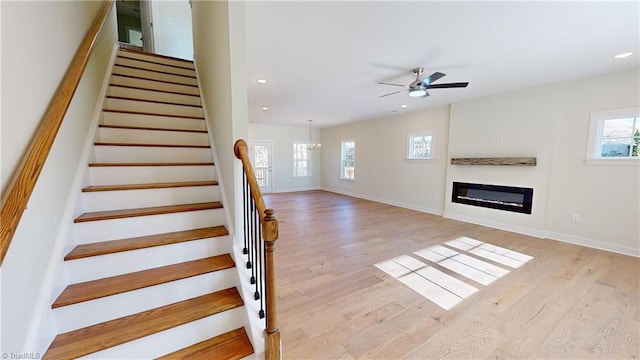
[
  {"x1": 251, "y1": 142, "x2": 273, "y2": 194},
  {"x1": 116, "y1": 0, "x2": 154, "y2": 52}
]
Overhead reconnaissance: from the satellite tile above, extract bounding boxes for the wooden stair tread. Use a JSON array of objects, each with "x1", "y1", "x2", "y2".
[
  {"x1": 119, "y1": 48, "x2": 195, "y2": 65},
  {"x1": 114, "y1": 64, "x2": 197, "y2": 79},
  {"x1": 74, "y1": 201, "x2": 223, "y2": 223},
  {"x1": 106, "y1": 95, "x2": 203, "y2": 108},
  {"x1": 156, "y1": 327, "x2": 254, "y2": 360},
  {"x1": 89, "y1": 162, "x2": 214, "y2": 167},
  {"x1": 65, "y1": 226, "x2": 229, "y2": 260},
  {"x1": 94, "y1": 142, "x2": 210, "y2": 148},
  {"x1": 98, "y1": 124, "x2": 207, "y2": 134},
  {"x1": 109, "y1": 74, "x2": 200, "y2": 88},
  {"x1": 52, "y1": 254, "x2": 235, "y2": 308},
  {"x1": 44, "y1": 288, "x2": 243, "y2": 360},
  {"x1": 82, "y1": 180, "x2": 218, "y2": 192},
  {"x1": 102, "y1": 108, "x2": 204, "y2": 119},
  {"x1": 109, "y1": 83, "x2": 201, "y2": 97}
]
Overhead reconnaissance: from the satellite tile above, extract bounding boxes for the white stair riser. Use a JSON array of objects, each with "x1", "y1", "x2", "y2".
[
  {"x1": 105, "y1": 98, "x2": 203, "y2": 118},
  {"x1": 117, "y1": 50, "x2": 195, "y2": 70},
  {"x1": 107, "y1": 86, "x2": 201, "y2": 106},
  {"x1": 97, "y1": 127, "x2": 209, "y2": 146},
  {"x1": 111, "y1": 75, "x2": 200, "y2": 95},
  {"x1": 55, "y1": 271, "x2": 237, "y2": 334},
  {"x1": 66, "y1": 236, "x2": 232, "y2": 284},
  {"x1": 94, "y1": 146, "x2": 212, "y2": 163},
  {"x1": 88, "y1": 165, "x2": 216, "y2": 186},
  {"x1": 72, "y1": 208, "x2": 225, "y2": 244},
  {"x1": 113, "y1": 66, "x2": 198, "y2": 86},
  {"x1": 81, "y1": 186, "x2": 219, "y2": 212},
  {"x1": 76, "y1": 307, "x2": 246, "y2": 359},
  {"x1": 115, "y1": 57, "x2": 196, "y2": 77},
  {"x1": 102, "y1": 111, "x2": 206, "y2": 131}
]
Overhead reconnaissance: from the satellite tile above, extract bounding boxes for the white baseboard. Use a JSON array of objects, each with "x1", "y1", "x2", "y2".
[
  {"x1": 317, "y1": 191, "x2": 639, "y2": 258},
  {"x1": 545, "y1": 231, "x2": 639, "y2": 258},
  {"x1": 322, "y1": 187, "x2": 444, "y2": 216},
  {"x1": 439, "y1": 211, "x2": 640, "y2": 258},
  {"x1": 26, "y1": 41, "x2": 121, "y2": 355},
  {"x1": 270, "y1": 185, "x2": 322, "y2": 194},
  {"x1": 442, "y1": 211, "x2": 548, "y2": 238}
]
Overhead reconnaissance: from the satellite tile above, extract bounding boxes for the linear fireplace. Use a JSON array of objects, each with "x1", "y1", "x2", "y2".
[{"x1": 452, "y1": 182, "x2": 533, "y2": 214}]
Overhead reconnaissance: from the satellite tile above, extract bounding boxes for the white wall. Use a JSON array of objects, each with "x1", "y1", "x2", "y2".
[
  {"x1": 152, "y1": 0, "x2": 193, "y2": 60},
  {"x1": 445, "y1": 67, "x2": 639, "y2": 255},
  {"x1": 0, "y1": 1, "x2": 117, "y2": 352},
  {"x1": 545, "y1": 68, "x2": 640, "y2": 253},
  {"x1": 192, "y1": 1, "x2": 248, "y2": 238},
  {"x1": 321, "y1": 105, "x2": 451, "y2": 215},
  {"x1": 249, "y1": 123, "x2": 322, "y2": 193}
]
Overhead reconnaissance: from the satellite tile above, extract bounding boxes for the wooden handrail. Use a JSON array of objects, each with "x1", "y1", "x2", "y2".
[
  {"x1": 0, "y1": 0, "x2": 115, "y2": 266},
  {"x1": 234, "y1": 139, "x2": 281, "y2": 360}
]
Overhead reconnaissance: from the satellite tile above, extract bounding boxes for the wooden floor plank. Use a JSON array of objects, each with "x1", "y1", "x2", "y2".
[
  {"x1": 74, "y1": 201, "x2": 222, "y2": 222},
  {"x1": 44, "y1": 288, "x2": 243, "y2": 360},
  {"x1": 263, "y1": 190, "x2": 639, "y2": 359},
  {"x1": 52, "y1": 254, "x2": 235, "y2": 308},
  {"x1": 82, "y1": 180, "x2": 218, "y2": 192},
  {"x1": 156, "y1": 327, "x2": 254, "y2": 360},
  {"x1": 65, "y1": 226, "x2": 229, "y2": 260}
]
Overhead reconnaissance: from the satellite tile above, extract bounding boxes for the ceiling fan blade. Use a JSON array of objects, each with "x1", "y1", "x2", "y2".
[
  {"x1": 424, "y1": 82, "x2": 469, "y2": 89},
  {"x1": 378, "y1": 82, "x2": 408, "y2": 88},
  {"x1": 419, "y1": 72, "x2": 446, "y2": 86},
  {"x1": 380, "y1": 90, "x2": 404, "y2": 97}
]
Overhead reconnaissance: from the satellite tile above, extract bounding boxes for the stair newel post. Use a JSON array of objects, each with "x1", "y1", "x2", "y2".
[{"x1": 262, "y1": 208, "x2": 281, "y2": 360}]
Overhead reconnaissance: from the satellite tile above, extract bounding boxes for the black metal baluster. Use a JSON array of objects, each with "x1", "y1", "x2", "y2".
[
  {"x1": 251, "y1": 198, "x2": 258, "y2": 286},
  {"x1": 243, "y1": 173, "x2": 248, "y2": 255},
  {"x1": 258, "y1": 224, "x2": 265, "y2": 319},
  {"x1": 246, "y1": 182, "x2": 253, "y2": 271}
]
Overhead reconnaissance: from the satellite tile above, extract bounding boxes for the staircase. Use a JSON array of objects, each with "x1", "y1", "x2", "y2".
[{"x1": 44, "y1": 49, "x2": 254, "y2": 359}]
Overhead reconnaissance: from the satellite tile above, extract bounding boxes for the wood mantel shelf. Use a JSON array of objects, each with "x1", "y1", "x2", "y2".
[{"x1": 450, "y1": 157, "x2": 537, "y2": 166}]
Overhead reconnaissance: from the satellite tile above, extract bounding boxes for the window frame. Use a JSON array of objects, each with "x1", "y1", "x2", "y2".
[
  {"x1": 406, "y1": 132, "x2": 435, "y2": 162},
  {"x1": 586, "y1": 107, "x2": 640, "y2": 166},
  {"x1": 292, "y1": 142, "x2": 311, "y2": 177},
  {"x1": 340, "y1": 140, "x2": 356, "y2": 180}
]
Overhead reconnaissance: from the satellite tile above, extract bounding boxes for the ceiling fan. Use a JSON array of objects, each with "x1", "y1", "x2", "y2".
[{"x1": 379, "y1": 67, "x2": 469, "y2": 98}]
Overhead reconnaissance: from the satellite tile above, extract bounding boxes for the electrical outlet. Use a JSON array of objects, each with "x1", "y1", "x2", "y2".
[{"x1": 571, "y1": 214, "x2": 580, "y2": 223}]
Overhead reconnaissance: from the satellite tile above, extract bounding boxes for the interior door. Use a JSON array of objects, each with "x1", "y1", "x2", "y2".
[
  {"x1": 251, "y1": 142, "x2": 273, "y2": 194},
  {"x1": 140, "y1": 0, "x2": 155, "y2": 53}
]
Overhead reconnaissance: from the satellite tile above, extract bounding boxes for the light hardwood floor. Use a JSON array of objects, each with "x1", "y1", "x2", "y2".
[{"x1": 264, "y1": 190, "x2": 639, "y2": 359}]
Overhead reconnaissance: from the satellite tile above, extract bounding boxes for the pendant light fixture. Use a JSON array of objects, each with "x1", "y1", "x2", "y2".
[{"x1": 307, "y1": 120, "x2": 321, "y2": 150}]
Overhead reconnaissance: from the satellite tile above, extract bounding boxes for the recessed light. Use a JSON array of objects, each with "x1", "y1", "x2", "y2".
[
  {"x1": 400, "y1": 104, "x2": 408, "y2": 109},
  {"x1": 614, "y1": 52, "x2": 632, "y2": 59},
  {"x1": 261, "y1": 106, "x2": 269, "y2": 111},
  {"x1": 257, "y1": 79, "x2": 268, "y2": 84}
]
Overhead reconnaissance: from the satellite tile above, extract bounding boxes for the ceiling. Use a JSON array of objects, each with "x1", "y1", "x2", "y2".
[{"x1": 244, "y1": 1, "x2": 639, "y2": 129}]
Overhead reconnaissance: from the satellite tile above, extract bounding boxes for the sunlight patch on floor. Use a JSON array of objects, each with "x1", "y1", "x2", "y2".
[{"x1": 375, "y1": 237, "x2": 533, "y2": 310}]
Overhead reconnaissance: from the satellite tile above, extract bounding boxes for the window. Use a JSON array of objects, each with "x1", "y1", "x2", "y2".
[
  {"x1": 587, "y1": 108, "x2": 640, "y2": 165},
  {"x1": 293, "y1": 142, "x2": 310, "y2": 177},
  {"x1": 340, "y1": 141, "x2": 355, "y2": 180},
  {"x1": 407, "y1": 134, "x2": 433, "y2": 160}
]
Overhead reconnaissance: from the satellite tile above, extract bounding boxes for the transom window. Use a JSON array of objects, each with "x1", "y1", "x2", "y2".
[
  {"x1": 407, "y1": 134, "x2": 433, "y2": 160},
  {"x1": 340, "y1": 140, "x2": 355, "y2": 180},
  {"x1": 293, "y1": 143, "x2": 310, "y2": 177}
]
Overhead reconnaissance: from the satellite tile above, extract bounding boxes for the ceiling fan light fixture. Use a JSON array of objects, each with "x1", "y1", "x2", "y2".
[{"x1": 409, "y1": 87, "x2": 427, "y2": 97}]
